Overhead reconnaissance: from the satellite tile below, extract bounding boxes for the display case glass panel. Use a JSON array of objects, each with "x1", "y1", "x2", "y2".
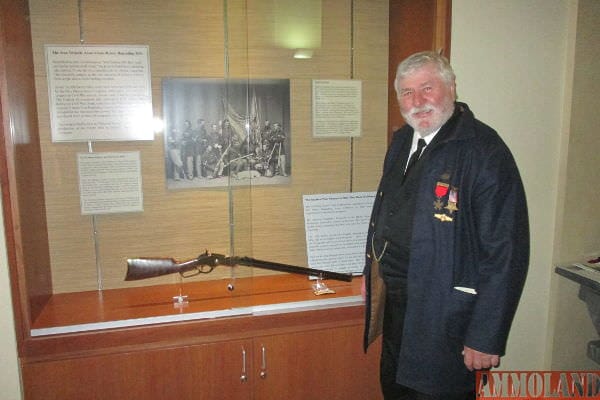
[{"x1": 23, "y1": 0, "x2": 389, "y2": 336}]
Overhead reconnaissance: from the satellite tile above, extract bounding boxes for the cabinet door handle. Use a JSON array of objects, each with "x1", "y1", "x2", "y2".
[
  {"x1": 259, "y1": 345, "x2": 267, "y2": 379},
  {"x1": 240, "y1": 347, "x2": 248, "y2": 382}
]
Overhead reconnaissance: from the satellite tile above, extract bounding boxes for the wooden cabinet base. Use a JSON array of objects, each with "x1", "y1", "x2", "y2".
[{"x1": 21, "y1": 307, "x2": 382, "y2": 400}]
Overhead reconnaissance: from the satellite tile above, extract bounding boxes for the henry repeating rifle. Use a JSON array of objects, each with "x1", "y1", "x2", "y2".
[{"x1": 125, "y1": 251, "x2": 353, "y2": 282}]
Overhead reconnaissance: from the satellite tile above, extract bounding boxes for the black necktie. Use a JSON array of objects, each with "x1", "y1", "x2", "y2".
[{"x1": 404, "y1": 138, "x2": 427, "y2": 176}]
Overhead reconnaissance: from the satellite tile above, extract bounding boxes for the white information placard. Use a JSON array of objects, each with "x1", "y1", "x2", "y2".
[
  {"x1": 45, "y1": 45, "x2": 153, "y2": 142},
  {"x1": 312, "y1": 79, "x2": 362, "y2": 138},
  {"x1": 77, "y1": 152, "x2": 143, "y2": 215},
  {"x1": 303, "y1": 191, "x2": 376, "y2": 275}
]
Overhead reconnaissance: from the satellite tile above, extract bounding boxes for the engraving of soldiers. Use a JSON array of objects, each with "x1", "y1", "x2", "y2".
[
  {"x1": 265, "y1": 122, "x2": 288, "y2": 176},
  {"x1": 217, "y1": 119, "x2": 234, "y2": 176},
  {"x1": 202, "y1": 123, "x2": 220, "y2": 178},
  {"x1": 167, "y1": 128, "x2": 184, "y2": 181},
  {"x1": 259, "y1": 120, "x2": 272, "y2": 154},
  {"x1": 181, "y1": 119, "x2": 196, "y2": 180},
  {"x1": 221, "y1": 118, "x2": 234, "y2": 140},
  {"x1": 226, "y1": 131, "x2": 249, "y2": 177},
  {"x1": 252, "y1": 138, "x2": 265, "y2": 174},
  {"x1": 249, "y1": 115, "x2": 261, "y2": 150},
  {"x1": 204, "y1": 121, "x2": 227, "y2": 178},
  {"x1": 193, "y1": 118, "x2": 208, "y2": 178}
]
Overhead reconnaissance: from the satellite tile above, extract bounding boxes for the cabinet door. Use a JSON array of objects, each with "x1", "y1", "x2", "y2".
[
  {"x1": 253, "y1": 324, "x2": 382, "y2": 400},
  {"x1": 22, "y1": 339, "x2": 253, "y2": 400}
]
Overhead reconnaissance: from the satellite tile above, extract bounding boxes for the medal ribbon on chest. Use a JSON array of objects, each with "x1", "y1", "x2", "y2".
[
  {"x1": 433, "y1": 182, "x2": 449, "y2": 211},
  {"x1": 433, "y1": 174, "x2": 458, "y2": 222}
]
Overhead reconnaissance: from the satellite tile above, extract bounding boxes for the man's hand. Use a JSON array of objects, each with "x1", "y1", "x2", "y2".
[{"x1": 462, "y1": 345, "x2": 499, "y2": 371}]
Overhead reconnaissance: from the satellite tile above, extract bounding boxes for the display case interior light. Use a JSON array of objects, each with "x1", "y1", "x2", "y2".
[
  {"x1": 272, "y1": 0, "x2": 322, "y2": 50},
  {"x1": 293, "y1": 49, "x2": 314, "y2": 59}
]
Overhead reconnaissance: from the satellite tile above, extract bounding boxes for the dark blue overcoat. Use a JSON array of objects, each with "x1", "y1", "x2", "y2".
[{"x1": 363, "y1": 102, "x2": 530, "y2": 394}]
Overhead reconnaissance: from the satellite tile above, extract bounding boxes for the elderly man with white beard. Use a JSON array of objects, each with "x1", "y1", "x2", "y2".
[{"x1": 362, "y1": 51, "x2": 530, "y2": 400}]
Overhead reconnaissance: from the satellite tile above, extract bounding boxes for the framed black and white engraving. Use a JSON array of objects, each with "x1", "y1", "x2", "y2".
[{"x1": 162, "y1": 78, "x2": 291, "y2": 189}]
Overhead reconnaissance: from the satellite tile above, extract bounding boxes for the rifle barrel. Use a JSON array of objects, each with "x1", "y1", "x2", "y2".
[{"x1": 232, "y1": 256, "x2": 353, "y2": 282}]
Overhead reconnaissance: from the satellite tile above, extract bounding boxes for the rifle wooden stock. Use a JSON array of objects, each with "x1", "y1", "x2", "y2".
[
  {"x1": 125, "y1": 252, "x2": 223, "y2": 281},
  {"x1": 125, "y1": 252, "x2": 353, "y2": 282}
]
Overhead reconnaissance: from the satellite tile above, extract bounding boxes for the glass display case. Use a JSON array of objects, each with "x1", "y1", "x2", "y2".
[
  {"x1": 11, "y1": 0, "x2": 389, "y2": 337},
  {"x1": 1, "y1": 1, "x2": 451, "y2": 397}
]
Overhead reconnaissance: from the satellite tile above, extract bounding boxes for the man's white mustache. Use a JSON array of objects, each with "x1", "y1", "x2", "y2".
[{"x1": 409, "y1": 106, "x2": 435, "y2": 115}]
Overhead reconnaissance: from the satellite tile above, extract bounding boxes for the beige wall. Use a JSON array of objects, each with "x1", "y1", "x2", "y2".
[
  {"x1": 453, "y1": 0, "x2": 600, "y2": 370},
  {"x1": 0, "y1": 194, "x2": 22, "y2": 399},
  {"x1": 549, "y1": 0, "x2": 600, "y2": 370}
]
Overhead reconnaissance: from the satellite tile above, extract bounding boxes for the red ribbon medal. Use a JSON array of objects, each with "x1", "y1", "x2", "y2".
[{"x1": 434, "y1": 182, "x2": 449, "y2": 198}]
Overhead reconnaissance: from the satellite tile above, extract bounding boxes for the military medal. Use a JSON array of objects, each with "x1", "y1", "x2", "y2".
[
  {"x1": 432, "y1": 179, "x2": 457, "y2": 222},
  {"x1": 434, "y1": 182, "x2": 449, "y2": 210},
  {"x1": 434, "y1": 213, "x2": 453, "y2": 222},
  {"x1": 445, "y1": 187, "x2": 459, "y2": 213},
  {"x1": 435, "y1": 182, "x2": 449, "y2": 198}
]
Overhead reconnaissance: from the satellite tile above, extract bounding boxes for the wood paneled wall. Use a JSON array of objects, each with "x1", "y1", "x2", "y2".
[{"x1": 28, "y1": 0, "x2": 389, "y2": 293}]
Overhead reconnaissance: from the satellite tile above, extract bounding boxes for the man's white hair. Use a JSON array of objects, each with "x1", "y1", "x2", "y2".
[{"x1": 394, "y1": 51, "x2": 456, "y2": 94}]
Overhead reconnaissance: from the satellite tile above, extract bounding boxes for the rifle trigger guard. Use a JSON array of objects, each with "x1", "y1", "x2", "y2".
[
  {"x1": 180, "y1": 264, "x2": 215, "y2": 278},
  {"x1": 198, "y1": 264, "x2": 216, "y2": 274}
]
